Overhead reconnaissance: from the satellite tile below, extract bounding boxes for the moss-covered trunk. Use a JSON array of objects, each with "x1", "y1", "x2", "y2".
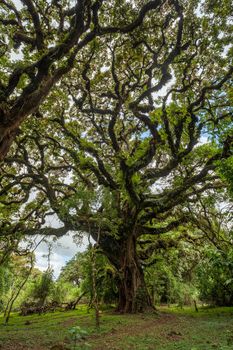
[
  {"x1": 115, "y1": 235, "x2": 153, "y2": 313},
  {"x1": 93, "y1": 221, "x2": 153, "y2": 313}
]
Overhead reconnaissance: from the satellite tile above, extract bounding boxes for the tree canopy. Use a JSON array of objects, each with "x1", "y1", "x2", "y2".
[
  {"x1": 0, "y1": 0, "x2": 202, "y2": 160},
  {"x1": 0, "y1": 0, "x2": 232, "y2": 312}
]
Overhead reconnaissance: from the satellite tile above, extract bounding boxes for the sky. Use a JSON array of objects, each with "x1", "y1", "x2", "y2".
[
  {"x1": 33, "y1": 233, "x2": 89, "y2": 278},
  {"x1": 25, "y1": 213, "x2": 90, "y2": 278},
  {"x1": 13, "y1": 0, "x2": 22, "y2": 9}
]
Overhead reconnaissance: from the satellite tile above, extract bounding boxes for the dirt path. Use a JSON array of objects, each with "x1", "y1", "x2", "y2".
[{"x1": 91, "y1": 313, "x2": 183, "y2": 350}]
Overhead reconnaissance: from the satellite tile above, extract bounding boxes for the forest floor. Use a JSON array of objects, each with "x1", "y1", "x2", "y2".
[{"x1": 0, "y1": 305, "x2": 233, "y2": 350}]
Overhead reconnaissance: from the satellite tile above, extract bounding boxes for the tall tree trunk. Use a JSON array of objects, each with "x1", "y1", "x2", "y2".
[
  {"x1": 93, "y1": 226, "x2": 154, "y2": 313},
  {"x1": 115, "y1": 235, "x2": 153, "y2": 313}
]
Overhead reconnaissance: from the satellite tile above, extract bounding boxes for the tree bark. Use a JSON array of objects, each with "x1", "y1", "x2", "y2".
[
  {"x1": 91, "y1": 222, "x2": 154, "y2": 314},
  {"x1": 109, "y1": 234, "x2": 153, "y2": 313}
]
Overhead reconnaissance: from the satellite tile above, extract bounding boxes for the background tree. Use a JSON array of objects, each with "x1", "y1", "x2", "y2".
[
  {"x1": 197, "y1": 247, "x2": 233, "y2": 306},
  {"x1": 188, "y1": 192, "x2": 233, "y2": 306},
  {"x1": 144, "y1": 238, "x2": 200, "y2": 308},
  {"x1": 59, "y1": 250, "x2": 118, "y2": 307},
  {"x1": 30, "y1": 268, "x2": 54, "y2": 307},
  {"x1": 0, "y1": 0, "x2": 232, "y2": 313},
  {"x1": 3, "y1": 254, "x2": 34, "y2": 324},
  {"x1": 59, "y1": 252, "x2": 84, "y2": 287}
]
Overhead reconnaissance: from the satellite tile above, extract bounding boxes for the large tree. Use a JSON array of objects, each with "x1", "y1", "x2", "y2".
[{"x1": 0, "y1": 0, "x2": 232, "y2": 312}]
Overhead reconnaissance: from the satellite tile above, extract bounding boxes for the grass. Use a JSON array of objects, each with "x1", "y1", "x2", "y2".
[{"x1": 0, "y1": 305, "x2": 233, "y2": 349}]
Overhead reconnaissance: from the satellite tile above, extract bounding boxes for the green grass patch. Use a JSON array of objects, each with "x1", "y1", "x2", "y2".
[
  {"x1": 158, "y1": 305, "x2": 233, "y2": 317},
  {"x1": 0, "y1": 305, "x2": 232, "y2": 349}
]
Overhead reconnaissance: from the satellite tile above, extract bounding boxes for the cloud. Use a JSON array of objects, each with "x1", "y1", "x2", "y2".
[
  {"x1": 13, "y1": 0, "x2": 23, "y2": 9},
  {"x1": 33, "y1": 233, "x2": 90, "y2": 278}
]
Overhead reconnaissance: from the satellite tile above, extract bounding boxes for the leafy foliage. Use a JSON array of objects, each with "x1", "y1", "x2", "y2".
[
  {"x1": 197, "y1": 248, "x2": 233, "y2": 306},
  {"x1": 59, "y1": 249, "x2": 118, "y2": 305},
  {"x1": 30, "y1": 269, "x2": 54, "y2": 306}
]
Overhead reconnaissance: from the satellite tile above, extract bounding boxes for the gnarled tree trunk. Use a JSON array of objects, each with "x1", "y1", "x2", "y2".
[
  {"x1": 117, "y1": 235, "x2": 153, "y2": 313},
  {"x1": 102, "y1": 233, "x2": 153, "y2": 313}
]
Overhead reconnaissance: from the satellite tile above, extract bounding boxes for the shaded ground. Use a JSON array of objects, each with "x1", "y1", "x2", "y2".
[{"x1": 0, "y1": 306, "x2": 233, "y2": 350}]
